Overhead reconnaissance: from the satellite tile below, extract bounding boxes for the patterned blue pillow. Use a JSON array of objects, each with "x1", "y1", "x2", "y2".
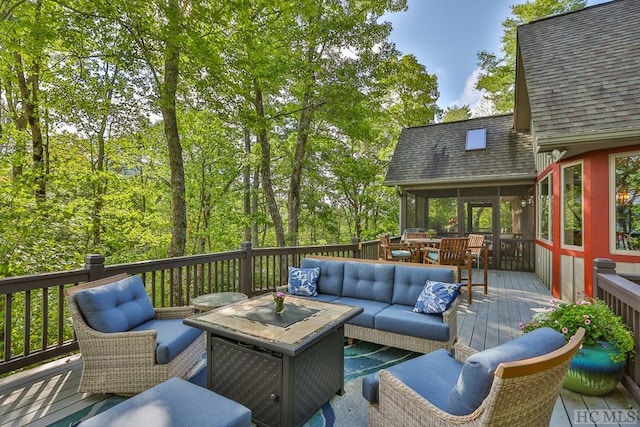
[
  {"x1": 413, "y1": 280, "x2": 462, "y2": 314},
  {"x1": 288, "y1": 267, "x2": 320, "y2": 296}
]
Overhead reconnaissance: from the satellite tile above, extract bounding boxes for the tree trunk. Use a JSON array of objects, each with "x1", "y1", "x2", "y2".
[
  {"x1": 13, "y1": 49, "x2": 45, "y2": 198},
  {"x1": 253, "y1": 79, "x2": 285, "y2": 247},
  {"x1": 243, "y1": 127, "x2": 252, "y2": 243},
  {"x1": 287, "y1": 89, "x2": 313, "y2": 247},
  {"x1": 162, "y1": 1, "x2": 186, "y2": 259}
]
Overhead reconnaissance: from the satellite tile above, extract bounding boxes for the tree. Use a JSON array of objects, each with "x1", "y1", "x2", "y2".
[
  {"x1": 441, "y1": 105, "x2": 471, "y2": 123},
  {"x1": 476, "y1": 0, "x2": 586, "y2": 113}
]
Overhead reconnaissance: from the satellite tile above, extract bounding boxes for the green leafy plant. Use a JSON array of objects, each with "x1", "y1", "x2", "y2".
[
  {"x1": 427, "y1": 229, "x2": 437, "y2": 238},
  {"x1": 520, "y1": 295, "x2": 635, "y2": 363}
]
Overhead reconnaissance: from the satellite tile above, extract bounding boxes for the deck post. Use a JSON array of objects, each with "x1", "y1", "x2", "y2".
[
  {"x1": 592, "y1": 258, "x2": 616, "y2": 298},
  {"x1": 84, "y1": 254, "x2": 106, "y2": 282},
  {"x1": 240, "y1": 241, "x2": 253, "y2": 296}
]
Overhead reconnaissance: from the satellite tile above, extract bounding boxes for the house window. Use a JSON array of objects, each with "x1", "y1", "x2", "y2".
[
  {"x1": 562, "y1": 162, "x2": 583, "y2": 247},
  {"x1": 611, "y1": 152, "x2": 640, "y2": 251},
  {"x1": 465, "y1": 128, "x2": 486, "y2": 151},
  {"x1": 538, "y1": 174, "x2": 552, "y2": 242}
]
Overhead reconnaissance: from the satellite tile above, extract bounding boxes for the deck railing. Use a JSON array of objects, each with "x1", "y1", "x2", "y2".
[
  {"x1": 0, "y1": 239, "x2": 382, "y2": 375},
  {"x1": 593, "y1": 258, "x2": 640, "y2": 402}
]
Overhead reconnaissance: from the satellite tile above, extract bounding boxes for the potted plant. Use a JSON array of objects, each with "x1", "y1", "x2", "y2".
[
  {"x1": 520, "y1": 295, "x2": 635, "y2": 395},
  {"x1": 427, "y1": 229, "x2": 437, "y2": 238}
]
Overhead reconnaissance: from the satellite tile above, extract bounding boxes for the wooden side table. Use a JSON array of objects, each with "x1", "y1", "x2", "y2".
[{"x1": 191, "y1": 292, "x2": 248, "y2": 312}]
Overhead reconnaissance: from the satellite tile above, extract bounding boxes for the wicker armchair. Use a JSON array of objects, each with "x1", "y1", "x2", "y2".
[
  {"x1": 65, "y1": 273, "x2": 205, "y2": 395},
  {"x1": 368, "y1": 328, "x2": 585, "y2": 427}
]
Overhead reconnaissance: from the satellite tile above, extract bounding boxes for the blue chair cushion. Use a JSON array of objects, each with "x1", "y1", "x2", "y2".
[
  {"x1": 374, "y1": 304, "x2": 450, "y2": 341},
  {"x1": 392, "y1": 265, "x2": 455, "y2": 306},
  {"x1": 301, "y1": 258, "x2": 344, "y2": 296},
  {"x1": 413, "y1": 280, "x2": 462, "y2": 314},
  {"x1": 76, "y1": 377, "x2": 251, "y2": 427},
  {"x1": 75, "y1": 275, "x2": 155, "y2": 333},
  {"x1": 445, "y1": 327, "x2": 567, "y2": 415},
  {"x1": 132, "y1": 319, "x2": 203, "y2": 364},
  {"x1": 362, "y1": 349, "x2": 461, "y2": 409},
  {"x1": 390, "y1": 249, "x2": 412, "y2": 258},
  {"x1": 287, "y1": 266, "x2": 320, "y2": 296}
]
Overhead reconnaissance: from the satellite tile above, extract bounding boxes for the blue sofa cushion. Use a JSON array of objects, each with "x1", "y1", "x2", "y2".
[
  {"x1": 392, "y1": 265, "x2": 455, "y2": 306},
  {"x1": 413, "y1": 281, "x2": 461, "y2": 314},
  {"x1": 76, "y1": 377, "x2": 252, "y2": 427},
  {"x1": 446, "y1": 327, "x2": 567, "y2": 415},
  {"x1": 75, "y1": 275, "x2": 155, "y2": 333},
  {"x1": 133, "y1": 319, "x2": 203, "y2": 364},
  {"x1": 342, "y1": 262, "x2": 395, "y2": 303},
  {"x1": 287, "y1": 266, "x2": 320, "y2": 296},
  {"x1": 374, "y1": 304, "x2": 450, "y2": 341},
  {"x1": 301, "y1": 258, "x2": 344, "y2": 296},
  {"x1": 362, "y1": 349, "x2": 461, "y2": 409},
  {"x1": 335, "y1": 297, "x2": 390, "y2": 328}
]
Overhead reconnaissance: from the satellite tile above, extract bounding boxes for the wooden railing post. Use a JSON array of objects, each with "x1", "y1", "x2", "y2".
[
  {"x1": 352, "y1": 237, "x2": 361, "y2": 258},
  {"x1": 593, "y1": 258, "x2": 617, "y2": 298},
  {"x1": 240, "y1": 241, "x2": 253, "y2": 296},
  {"x1": 84, "y1": 254, "x2": 106, "y2": 282}
]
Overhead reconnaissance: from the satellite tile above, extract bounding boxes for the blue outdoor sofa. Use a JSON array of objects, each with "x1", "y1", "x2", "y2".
[{"x1": 288, "y1": 256, "x2": 461, "y2": 353}]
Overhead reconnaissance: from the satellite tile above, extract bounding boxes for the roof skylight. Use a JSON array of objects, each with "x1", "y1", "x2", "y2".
[{"x1": 466, "y1": 128, "x2": 486, "y2": 151}]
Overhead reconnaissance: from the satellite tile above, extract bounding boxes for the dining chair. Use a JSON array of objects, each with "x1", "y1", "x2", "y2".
[
  {"x1": 467, "y1": 234, "x2": 489, "y2": 296},
  {"x1": 379, "y1": 234, "x2": 414, "y2": 262},
  {"x1": 423, "y1": 237, "x2": 474, "y2": 302}
]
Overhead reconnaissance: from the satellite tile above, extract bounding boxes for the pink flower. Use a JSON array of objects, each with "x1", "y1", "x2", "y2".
[
  {"x1": 562, "y1": 327, "x2": 568, "y2": 334},
  {"x1": 584, "y1": 318, "x2": 591, "y2": 325}
]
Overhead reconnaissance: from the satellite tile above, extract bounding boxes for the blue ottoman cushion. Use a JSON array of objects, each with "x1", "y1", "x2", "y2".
[
  {"x1": 132, "y1": 319, "x2": 203, "y2": 364},
  {"x1": 76, "y1": 377, "x2": 251, "y2": 427},
  {"x1": 75, "y1": 275, "x2": 155, "y2": 333}
]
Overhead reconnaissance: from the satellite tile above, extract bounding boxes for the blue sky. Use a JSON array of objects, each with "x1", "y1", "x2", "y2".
[{"x1": 385, "y1": 0, "x2": 611, "y2": 112}]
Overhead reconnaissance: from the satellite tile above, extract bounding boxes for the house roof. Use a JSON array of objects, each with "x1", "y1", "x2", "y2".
[
  {"x1": 383, "y1": 114, "x2": 536, "y2": 187},
  {"x1": 516, "y1": 0, "x2": 640, "y2": 151}
]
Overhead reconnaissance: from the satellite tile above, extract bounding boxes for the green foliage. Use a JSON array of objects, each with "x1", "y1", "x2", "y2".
[
  {"x1": 476, "y1": 0, "x2": 587, "y2": 113},
  {"x1": 520, "y1": 296, "x2": 635, "y2": 363}
]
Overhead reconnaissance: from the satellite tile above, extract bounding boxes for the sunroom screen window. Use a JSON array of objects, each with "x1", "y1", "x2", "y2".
[{"x1": 466, "y1": 128, "x2": 486, "y2": 151}]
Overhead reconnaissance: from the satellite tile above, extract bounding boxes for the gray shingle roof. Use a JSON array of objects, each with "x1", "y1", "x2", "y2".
[
  {"x1": 383, "y1": 114, "x2": 536, "y2": 185},
  {"x1": 518, "y1": 0, "x2": 640, "y2": 141}
]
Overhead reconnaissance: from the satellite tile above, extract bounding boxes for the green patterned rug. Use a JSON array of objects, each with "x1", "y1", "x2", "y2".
[{"x1": 50, "y1": 342, "x2": 416, "y2": 427}]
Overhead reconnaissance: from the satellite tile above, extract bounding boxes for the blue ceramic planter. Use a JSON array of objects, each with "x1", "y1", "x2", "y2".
[{"x1": 563, "y1": 342, "x2": 626, "y2": 395}]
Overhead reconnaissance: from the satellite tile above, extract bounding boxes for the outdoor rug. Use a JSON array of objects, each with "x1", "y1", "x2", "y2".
[{"x1": 50, "y1": 342, "x2": 416, "y2": 427}]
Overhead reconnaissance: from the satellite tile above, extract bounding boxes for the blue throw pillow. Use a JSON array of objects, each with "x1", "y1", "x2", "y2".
[
  {"x1": 288, "y1": 267, "x2": 320, "y2": 296},
  {"x1": 413, "y1": 280, "x2": 461, "y2": 314}
]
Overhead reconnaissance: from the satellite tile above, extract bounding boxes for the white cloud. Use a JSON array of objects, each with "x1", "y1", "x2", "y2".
[{"x1": 450, "y1": 67, "x2": 484, "y2": 112}]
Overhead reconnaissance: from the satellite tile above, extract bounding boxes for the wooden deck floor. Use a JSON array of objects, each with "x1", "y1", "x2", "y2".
[{"x1": 1, "y1": 270, "x2": 639, "y2": 426}]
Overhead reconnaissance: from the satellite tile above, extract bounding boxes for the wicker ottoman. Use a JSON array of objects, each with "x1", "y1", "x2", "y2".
[{"x1": 76, "y1": 377, "x2": 251, "y2": 427}]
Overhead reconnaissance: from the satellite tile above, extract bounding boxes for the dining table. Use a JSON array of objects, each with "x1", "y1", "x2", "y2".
[{"x1": 403, "y1": 237, "x2": 442, "y2": 263}]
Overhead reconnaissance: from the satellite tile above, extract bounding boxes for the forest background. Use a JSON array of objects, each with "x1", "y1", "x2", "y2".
[{"x1": 0, "y1": 0, "x2": 586, "y2": 278}]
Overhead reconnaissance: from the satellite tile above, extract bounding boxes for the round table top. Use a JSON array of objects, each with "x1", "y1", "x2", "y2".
[{"x1": 191, "y1": 292, "x2": 248, "y2": 311}]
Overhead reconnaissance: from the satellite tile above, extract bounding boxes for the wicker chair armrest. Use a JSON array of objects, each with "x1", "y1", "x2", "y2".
[
  {"x1": 77, "y1": 328, "x2": 159, "y2": 361},
  {"x1": 155, "y1": 306, "x2": 195, "y2": 319},
  {"x1": 454, "y1": 342, "x2": 478, "y2": 362},
  {"x1": 378, "y1": 370, "x2": 480, "y2": 426},
  {"x1": 442, "y1": 296, "x2": 460, "y2": 325}
]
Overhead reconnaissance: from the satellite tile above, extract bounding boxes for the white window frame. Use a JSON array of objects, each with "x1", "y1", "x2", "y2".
[
  {"x1": 537, "y1": 173, "x2": 553, "y2": 243},
  {"x1": 561, "y1": 160, "x2": 583, "y2": 249},
  {"x1": 610, "y1": 150, "x2": 640, "y2": 254}
]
